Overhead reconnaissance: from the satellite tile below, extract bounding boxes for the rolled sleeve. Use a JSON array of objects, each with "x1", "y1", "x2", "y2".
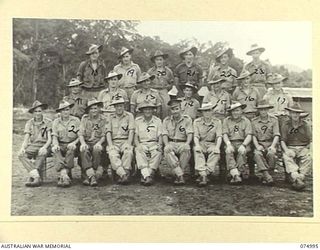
[
  {"x1": 216, "y1": 120, "x2": 222, "y2": 137},
  {"x1": 272, "y1": 118, "x2": 280, "y2": 137},
  {"x1": 185, "y1": 118, "x2": 193, "y2": 134},
  {"x1": 162, "y1": 120, "x2": 169, "y2": 136},
  {"x1": 244, "y1": 119, "x2": 252, "y2": 136},
  {"x1": 193, "y1": 121, "x2": 200, "y2": 138},
  {"x1": 51, "y1": 119, "x2": 59, "y2": 137}
]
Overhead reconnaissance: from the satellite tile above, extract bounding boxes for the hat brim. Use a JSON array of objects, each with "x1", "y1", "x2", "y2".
[
  {"x1": 179, "y1": 47, "x2": 198, "y2": 59},
  {"x1": 56, "y1": 103, "x2": 75, "y2": 113},
  {"x1": 215, "y1": 47, "x2": 232, "y2": 59},
  {"x1": 167, "y1": 99, "x2": 182, "y2": 106},
  {"x1": 110, "y1": 101, "x2": 126, "y2": 106},
  {"x1": 118, "y1": 48, "x2": 134, "y2": 58},
  {"x1": 85, "y1": 102, "x2": 103, "y2": 112},
  {"x1": 267, "y1": 77, "x2": 287, "y2": 84},
  {"x1": 137, "y1": 75, "x2": 156, "y2": 84},
  {"x1": 246, "y1": 47, "x2": 265, "y2": 56},
  {"x1": 67, "y1": 81, "x2": 84, "y2": 87},
  {"x1": 85, "y1": 45, "x2": 103, "y2": 55},
  {"x1": 228, "y1": 104, "x2": 247, "y2": 112},
  {"x1": 236, "y1": 73, "x2": 253, "y2": 80},
  {"x1": 257, "y1": 105, "x2": 274, "y2": 110},
  {"x1": 208, "y1": 79, "x2": 225, "y2": 85},
  {"x1": 198, "y1": 104, "x2": 217, "y2": 111},
  {"x1": 181, "y1": 84, "x2": 198, "y2": 91},
  {"x1": 28, "y1": 103, "x2": 48, "y2": 113},
  {"x1": 138, "y1": 105, "x2": 158, "y2": 111},
  {"x1": 285, "y1": 107, "x2": 304, "y2": 113},
  {"x1": 105, "y1": 73, "x2": 123, "y2": 81},
  {"x1": 151, "y1": 53, "x2": 169, "y2": 62}
]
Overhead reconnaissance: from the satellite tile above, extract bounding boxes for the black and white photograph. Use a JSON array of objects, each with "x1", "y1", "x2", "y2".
[{"x1": 11, "y1": 19, "x2": 312, "y2": 216}]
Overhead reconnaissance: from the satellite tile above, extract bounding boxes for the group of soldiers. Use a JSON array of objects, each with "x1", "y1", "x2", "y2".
[{"x1": 18, "y1": 42, "x2": 312, "y2": 191}]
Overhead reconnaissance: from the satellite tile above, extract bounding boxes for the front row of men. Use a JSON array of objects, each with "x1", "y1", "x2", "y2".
[{"x1": 18, "y1": 95, "x2": 312, "y2": 191}]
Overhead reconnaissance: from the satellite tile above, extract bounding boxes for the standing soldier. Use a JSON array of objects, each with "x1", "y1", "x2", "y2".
[
  {"x1": 77, "y1": 44, "x2": 106, "y2": 99},
  {"x1": 244, "y1": 44, "x2": 271, "y2": 97},
  {"x1": 130, "y1": 72, "x2": 162, "y2": 117},
  {"x1": 113, "y1": 47, "x2": 142, "y2": 100},
  {"x1": 193, "y1": 103, "x2": 222, "y2": 186},
  {"x1": 147, "y1": 50, "x2": 174, "y2": 119},
  {"x1": 106, "y1": 97, "x2": 135, "y2": 185},
  {"x1": 180, "y1": 82, "x2": 200, "y2": 120},
  {"x1": 207, "y1": 42, "x2": 237, "y2": 94},
  {"x1": 134, "y1": 101, "x2": 163, "y2": 186},
  {"x1": 98, "y1": 71, "x2": 129, "y2": 113},
  {"x1": 63, "y1": 78, "x2": 88, "y2": 120},
  {"x1": 18, "y1": 101, "x2": 52, "y2": 187},
  {"x1": 78, "y1": 99, "x2": 107, "y2": 187},
  {"x1": 174, "y1": 46, "x2": 203, "y2": 96},
  {"x1": 223, "y1": 102, "x2": 252, "y2": 184},
  {"x1": 281, "y1": 102, "x2": 312, "y2": 191},
  {"x1": 162, "y1": 98, "x2": 193, "y2": 185},
  {"x1": 52, "y1": 101, "x2": 80, "y2": 187},
  {"x1": 202, "y1": 75, "x2": 231, "y2": 121},
  {"x1": 252, "y1": 100, "x2": 280, "y2": 185}
]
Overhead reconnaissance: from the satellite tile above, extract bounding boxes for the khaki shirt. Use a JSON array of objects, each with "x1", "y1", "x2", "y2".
[
  {"x1": 147, "y1": 66, "x2": 174, "y2": 89},
  {"x1": 263, "y1": 89, "x2": 293, "y2": 116},
  {"x1": 77, "y1": 59, "x2": 106, "y2": 89},
  {"x1": 244, "y1": 60, "x2": 271, "y2": 84},
  {"x1": 52, "y1": 116, "x2": 81, "y2": 143},
  {"x1": 135, "y1": 115, "x2": 162, "y2": 143},
  {"x1": 78, "y1": 114, "x2": 108, "y2": 144},
  {"x1": 98, "y1": 88, "x2": 128, "y2": 110},
  {"x1": 207, "y1": 65, "x2": 237, "y2": 90},
  {"x1": 232, "y1": 86, "x2": 261, "y2": 112},
  {"x1": 107, "y1": 111, "x2": 135, "y2": 140},
  {"x1": 252, "y1": 115, "x2": 280, "y2": 142},
  {"x1": 281, "y1": 119, "x2": 312, "y2": 146},
  {"x1": 63, "y1": 94, "x2": 88, "y2": 119},
  {"x1": 162, "y1": 115, "x2": 193, "y2": 141},
  {"x1": 130, "y1": 89, "x2": 162, "y2": 112},
  {"x1": 24, "y1": 117, "x2": 52, "y2": 144},
  {"x1": 222, "y1": 116, "x2": 252, "y2": 141},
  {"x1": 180, "y1": 97, "x2": 200, "y2": 120},
  {"x1": 113, "y1": 62, "x2": 141, "y2": 88},
  {"x1": 194, "y1": 117, "x2": 222, "y2": 142},
  {"x1": 202, "y1": 90, "x2": 231, "y2": 115}
]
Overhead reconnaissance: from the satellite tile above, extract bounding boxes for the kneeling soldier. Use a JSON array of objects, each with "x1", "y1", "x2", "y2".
[
  {"x1": 162, "y1": 98, "x2": 193, "y2": 185},
  {"x1": 52, "y1": 101, "x2": 80, "y2": 187},
  {"x1": 18, "y1": 101, "x2": 52, "y2": 187},
  {"x1": 223, "y1": 102, "x2": 252, "y2": 184},
  {"x1": 134, "y1": 101, "x2": 163, "y2": 186},
  {"x1": 106, "y1": 97, "x2": 135, "y2": 184},
  {"x1": 193, "y1": 102, "x2": 222, "y2": 186},
  {"x1": 79, "y1": 98, "x2": 107, "y2": 186},
  {"x1": 252, "y1": 100, "x2": 280, "y2": 185},
  {"x1": 281, "y1": 102, "x2": 312, "y2": 191}
]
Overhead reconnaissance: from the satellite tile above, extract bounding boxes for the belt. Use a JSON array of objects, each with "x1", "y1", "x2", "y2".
[{"x1": 169, "y1": 138, "x2": 187, "y2": 143}]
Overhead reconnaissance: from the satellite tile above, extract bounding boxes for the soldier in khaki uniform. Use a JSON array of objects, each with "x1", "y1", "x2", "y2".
[
  {"x1": 18, "y1": 101, "x2": 52, "y2": 187},
  {"x1": 223, "y1": 102, "x2": 252, "y2": 184},
  {"x1": 281, "y1": 103, "x2": 312, "y2": 191},
  {"x1": 113, "y1": 47, "x2": 142, "y2": 100},
  {"x1": 52, "y1": 101, "x2": 81, "y2": 187},
  {"x1": 202, "y1": 75, "x2": 231, "y2": 120},
  {"x1": 147, "y1": 50, "x2": 174, "y2": 119},
  {"x1": 79, "y1": 99, "x2": 107, "y2": 187},
  {"x1": 63, "y1": 78, "x2": 88, "y2": 119},
  {"x1": 77, "y1": 44, "x2": 107, "y2": 99},
  {"x1": 134, "y1": 101, "x2": 163, "y2": 186},
  {"x1": 180, "y1": 82, "x2": 200, "y2": 120},
  {"x1": 244, "y1": 44, "x2": 271, "y2": 97},
  {"x1": 193, "y1": 103, "x2": 222, "y2": 186},
  {"x1": 252, "y1": 100, "x2": 280, "y2": 185},
  {"x1": 98, "y1": 71, "x2": 129, "y2": 113},
  {"x1": 162, "y1": 98, "x2": 193, "y2": 185},
  {"x1": 130, "y1": 72, "x2": 162, "y2": 117},
  {"x1": 106, "y1": 97, "x2": 135, "y2": 185}
]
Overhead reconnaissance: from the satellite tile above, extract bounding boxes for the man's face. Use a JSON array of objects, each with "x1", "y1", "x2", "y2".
[
  {"x1": 273, "y1": 82, "x2": 283, "y2": 91},
  {"x1": 70, "y1": 85, "x2": 81, "y2": 95},
  {"x1": 89, "y1": 105, "x2": 99, "y2": 116},
  {"x1": 202, "y1": 109, "x2": 213, "y2": 119},
  {"x1": 154, "y1": 57, "x2": 164, "y2": 67},
  {"x1": 220, "y1": 53, "x2": 229, "y2": 65},
  {"x1": 121, "y1": 52, "x2": 131, "y2": 64},
  {"x1": 290, "y1": 111, "x2": 300, "y2": 122},
  {"x1": 250, "y1": 50, "x2": 262, "y2": 60},
  {"x1": 142, "y1": 79, "x2": 151, "y2": 89},
  {"x1": 183, "y1": 87, "x2": 193, "y2": 98},
  {"x1": 184, "y1": 51, "x2": 194, "y2": 63},
  {"x1": 170, "y1": 105, "x2": 181, "y2": 117},
  {"x1": 90, "y1": 50, "x2": 99, "y2": 61},
  {"x1": 242, "y1": 76, "x2": 251, "y2": 88},
  {"x1": 61, "y1": 107, "x2": 71, "y2": 118},
  {"x1": 142, "y1": 107, "x2": 153, "y2": 118},
  {"x1": 33, "y1": 107, "x2": 43, "y2": 120},
  {"x1": 108, "y1": 77, "x2": 119, "y2": 88},
  {"x1": 231, "y1": 107, "x2": 242, "y2": 119},
  {"x1": 212, "y1": 82, "x2": 222, "y2": 92},
  {"x1": 259, "y1": 108, "x2": 268, "y2": 117},
  {"x1": 114, "y1": 103, "x2": 125, "y2": 115}
]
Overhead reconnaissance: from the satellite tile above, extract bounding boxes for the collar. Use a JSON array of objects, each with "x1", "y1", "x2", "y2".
[
  {"x1": 88, "y1": 59, "x2": 104, "y2": 67},
  {"x1": 170, "y1": 114, "x2": 184, "y2": 123},
  {"x1": 141, "y1": 115, "x2": 155, "y2": 124},
  {"x1": 230, "y1": 116, "x2": 244, "y2": 122},
  {"x1": 257, "y1": 115, "x2": 272, "y2": 123},
  {"x1": 114, "y1": 111, "x2": 127, "y2": 119},
  {"x1": 32, "y1": 117, "x2": 45, "y2": 125},
  {"x1": 202, "y1": 117, "x2": 215, "y2": 125},
  {"x1": 289, "y1": 118, "x2": 304, "y2": 128},
  {"x1": 183, "y1": 61, "x2": 196, "y2": 68}
]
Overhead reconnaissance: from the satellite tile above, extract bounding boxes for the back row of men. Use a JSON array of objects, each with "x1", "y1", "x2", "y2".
[{"x1": 18, "y1": 43, "x2": 312, "y2": 191}]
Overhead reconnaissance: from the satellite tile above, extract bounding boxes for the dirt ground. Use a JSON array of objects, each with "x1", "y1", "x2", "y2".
[{"x1": 11, "y1": 110, "x2": 313, "y2": 216}]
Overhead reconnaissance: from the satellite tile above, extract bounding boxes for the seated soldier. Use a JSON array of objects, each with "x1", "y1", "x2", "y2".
[
  {"x1": 180, "y1": 82, "x2": 200, "y2": 120},
  {"x1": 134, "y1": 101, "x2": 163, "y2": 186},
  {"x1": 193, "y1": 102, "x2": 222, "y2": 186},
  {"x1": 52, "y1": 101, "x2": 81, "y2": 187},
  {"x1": 130, "y1": 72, "x2": 162, "y2": 117},
  {"x1": 252, "y1": 100, "x2": 280, "y2": 185},
  {"x1": 78, "y1": 98, "x2": 107, "y2": 187},
  {"x1": 63, "y1": 78, "x2": 88, "y2": 119},
  {"x1": 162, "y1": 98, "x2": 193, "y2": 185},
  {"x1": 223, "y1": 102, "x2": 252, "y2": 184},
  {"x1": 106, "y1": 97, "x2": 135, "y2": 185},
  {"x1": 281, "y1": 102, "x2": 312, "y2": 191},
  {"x1": 18, "y1": 101, "x2": 52, "y2": 187}
]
